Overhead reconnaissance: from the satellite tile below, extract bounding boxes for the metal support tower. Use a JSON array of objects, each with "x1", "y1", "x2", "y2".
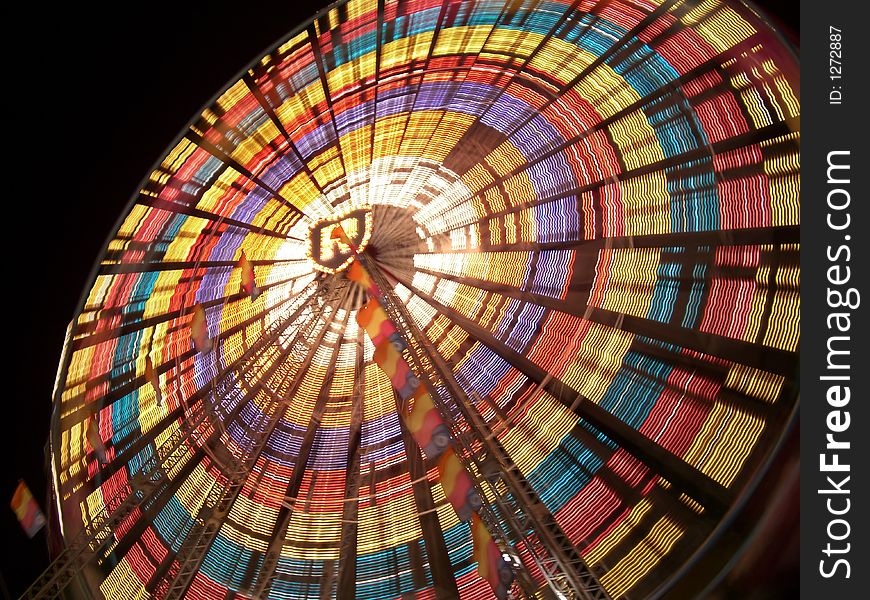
[
  {"x1": 22, "y1": 279, "x2": 331, "y2": 599},
  {"x1": 153, "y1": 402, "x2": 285, "y2": 599},
  {"x1": 336, "y1": 326, "x2": 365, "y2": 600},
  {"x1": 357, "y1": 254, "x2": 611, "y2": 600},
  {"x1": 247, "y1": 283, "x2": 358, "y2": 599},
  {"x1": 154, "y1": 279, "x2": 348, "y2": 599}
]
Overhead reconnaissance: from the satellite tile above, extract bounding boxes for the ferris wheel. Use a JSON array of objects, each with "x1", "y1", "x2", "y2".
[{"x1": 24, "y1": 1, "x2": 799, "y2": 598}]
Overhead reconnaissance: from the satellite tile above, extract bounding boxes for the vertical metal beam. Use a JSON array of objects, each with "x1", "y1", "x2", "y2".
[
  {"x1": 337, "y1": 327, "x2": 365, "y2": 600},
  {"x1": 397, "y1": 391, "x2": 461, "y2": 600},
  {"x1": 155, "y1": 283, "x2": 346, "y2": 599},
  {"x1": 246, "y1": 284, "x2": 354, "y2": 598}
]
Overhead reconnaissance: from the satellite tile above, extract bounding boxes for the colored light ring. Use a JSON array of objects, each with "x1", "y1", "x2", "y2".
[{"x1": 50, "y1": 1, "x2": 798, "y2": 599}]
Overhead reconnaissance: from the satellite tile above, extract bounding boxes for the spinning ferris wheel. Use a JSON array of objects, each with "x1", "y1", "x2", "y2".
[{"x1": 24, "y1": 0, "x2": 799, "y2": 598}]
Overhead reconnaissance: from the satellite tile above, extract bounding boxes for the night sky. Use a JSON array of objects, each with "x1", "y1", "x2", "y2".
[{"x1": 3, "y1": 2, "x2": 797, "y2": 597}]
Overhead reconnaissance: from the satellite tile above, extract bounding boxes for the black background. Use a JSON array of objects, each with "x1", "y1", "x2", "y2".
[{"x1": 3, "y1": 1, "x2": 799, "y2": 597}]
